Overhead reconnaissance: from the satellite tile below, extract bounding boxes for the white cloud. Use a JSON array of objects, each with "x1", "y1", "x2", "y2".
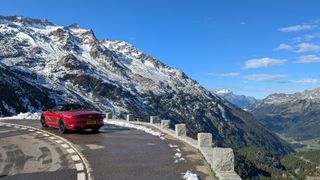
[
  {"x1": 243, "y1": 74, "x2": 287, "y2": 82},
  {"x1": 274, "y1": 43, "x2": 293, "y2": 51},
  {"x1": 304, "y1": 33, "x2": 320, "y2": 41},
  {"x1": 212, "y1": 72, "x2": 240, "y2": 77},
  {"x1": 295, "y1": 55, "x2": 320, "y2": 63},
  {"x1": 279, "y1": 24, "x2": 316, "y2": 32},
  {"x1": 291, "y1": 78, "x2": 320, "y2": 85},
  {"x1": 242, "y1": 58, "x2": 287, "y2": 69},
  {"x1": 296, "y1": 43, "x2": 320, "y2": 53},
  {"x1": 292, "y1": 33, "x2": 320, "y2": 43}
]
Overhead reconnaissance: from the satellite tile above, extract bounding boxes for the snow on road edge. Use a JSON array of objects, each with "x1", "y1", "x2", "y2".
[
  {"x1": 0, "y1": 112, "x2": 41, "y2": 120},
  {"x1": 183, "y1": 170, "x2": 200, "y2": 180},
  {"x1": 104, "y1": 119, "x2": 164, "y2": 138}
]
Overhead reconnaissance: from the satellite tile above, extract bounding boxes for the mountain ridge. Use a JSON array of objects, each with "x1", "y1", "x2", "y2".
[{"x1": 251, "y1": 88, "x2": 320, "y2": 140}]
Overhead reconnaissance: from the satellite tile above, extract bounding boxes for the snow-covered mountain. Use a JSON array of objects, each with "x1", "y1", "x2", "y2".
[
  {"x1": 251, "y1": 88, "x2": 320, "y2": 140},
  {"x1": 0, "y1": 15, "x2": 291, "y2": 155},
  {"x1": 213, "y1": 89, "x2": 260, "y2": 109}
]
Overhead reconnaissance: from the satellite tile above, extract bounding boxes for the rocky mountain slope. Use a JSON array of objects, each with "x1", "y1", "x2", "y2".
[
  {"x1": 213, "y1": 89, "x2": 260, "y2": 109},
  {"x1": 0, "y1": 15, "x2": 292, "y2": 156},
  {"x1": 251, "y1": 89, "x2": 320, "y2": 140}
]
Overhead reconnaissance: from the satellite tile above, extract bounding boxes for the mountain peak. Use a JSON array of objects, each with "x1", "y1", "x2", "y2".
[
  {"x1": 213, "y1": 89, "x2": 260, "y2": 109},
  {"x1": 0, "y1": 15, "x2": 55, "y2": 27}
]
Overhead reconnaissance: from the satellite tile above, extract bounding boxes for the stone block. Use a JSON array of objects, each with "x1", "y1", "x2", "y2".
[
  {"x1": 175, "y1": 124, "x2": 186, "y2": 137},
  {"x1": 197, "y1": 133, "x2": 212, "y2": 148},
  {"x1": 150, "y1": 116, "x2": 159, "y2": 124},
  {"x1": 161, "y1": 120, "x2": 170, "y2": 129},
  {"x1": 212, "y1": 147, "x2": 235, "y2": 172},
  {"x1": 105, "y1": 112, "x2": 112, "y2": 120},
  {"x1": 126, "y1": 114, "x2": 134, "y2": 121}
]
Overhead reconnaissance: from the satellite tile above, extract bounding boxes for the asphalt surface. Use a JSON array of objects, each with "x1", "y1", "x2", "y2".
[
  {"x1": 0, "y1": 124, "x2": 77, "y2": 180},
  {"x1": 1, "y1": 120, "x2": 214, "y2": 180}
]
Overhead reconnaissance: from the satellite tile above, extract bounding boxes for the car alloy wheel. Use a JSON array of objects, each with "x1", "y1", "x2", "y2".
[
  {"x1": 59, "y1": 119, "x2": 68, "y2": 134},
  {"x1": 41, "y1": 116, "x2": 48, "y2": 127}
]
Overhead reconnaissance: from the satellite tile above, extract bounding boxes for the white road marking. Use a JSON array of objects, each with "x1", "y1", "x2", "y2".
[
  {"x1": 72, "y1": 155, "x2": 81, "y2": 161},
  {"x1": 14, "y1": 126, "x2": 20, "y2": 128},
  {"x1": 49, "y1": 136, "x2": 56, "y2": 140},
  {"x1": 55, "y1": 140, "x2": 63, "y2": 144},
  {"x1": 67, "y1": 148, "x2": 76, "y2": 154},
  {"x1": 28, "y1": 129, "x2": 35, "y2": 132},
  {"x1": 36, "y1": 131, "x2": 43, "y2": 134},
  {"x1": 5, "y1": 124, "x2": 12, "y2": 127},
  {"x1": 43, "y1": 134, "x2": 50, "y2": 137},
  {"x1": 85, "y1": 144, "x2": 104, "y2": 150},
  {"x1": 21, "y1": 127, "x2": 27, "y2": 130},
  {"x1": 61, "y1": 144, "x2": 70, "y2": 148},
  {"x1": 77, "y1": 172, "x2": 86, "y2": 180},
  {"x1": 75, "y1": 163, "x2": 84, "y2": 171}
]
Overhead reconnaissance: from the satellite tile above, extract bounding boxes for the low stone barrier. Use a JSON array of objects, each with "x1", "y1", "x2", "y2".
[
  {"x1": 126, "y1": 114, "x2": 134, "y2": 121},
  {"x1": 105, "y1": 113, "x2": 241, "y2": 180},
  {"x1": 175, "y1": 124, "x2": 186, "y2": 137},
  {"x1": 105, "y1": 112, "x2": 112, "y2": 120},
  {"x1": 160, "y1": 120, "x2": 170, "y2": 129},
  {"x1": 150, "y1": 116, "x2": 160, "y2": 124}
]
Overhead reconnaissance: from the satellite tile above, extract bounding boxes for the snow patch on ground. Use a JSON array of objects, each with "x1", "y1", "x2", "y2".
[
  {"x1": 168, "y1": 144, "x2": 185, "y2": 163},
  {"x1": 168, "y1": 144, "x2": 178, "y2": 148},
  {"x1": 105, "y1": 120, "x2": 165, "y2": 139},
  {"x1": 182, "y1": 170, "x2": 200, "y2": 180},
  {"x1": 0, "y1": 112, "x2": 41, "y2": 120}
]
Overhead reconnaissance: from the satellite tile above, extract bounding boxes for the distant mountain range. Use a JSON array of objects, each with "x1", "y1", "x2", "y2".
[
  {"x1": 212, "y1": 89, "x2": 260, "y2": 109},
  {"x1": 251, "y1": 88, "x2": 320, "y2": 141},
  {"x1": 0, "y1": 16, "x2": 292, "y2": 158}
]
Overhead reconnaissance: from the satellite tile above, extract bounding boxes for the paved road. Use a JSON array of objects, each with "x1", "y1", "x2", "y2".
[
  {"x1": 0, "y1": 124, "x2": 77, "y2": 180},
  {"x1": 1, "y1": 120, "x2": 214, "y2": 180}
]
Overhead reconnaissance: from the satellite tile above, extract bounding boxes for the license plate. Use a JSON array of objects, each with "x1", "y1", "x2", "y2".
[{"x1": 86, "y1": 120, "x2": 96, "y2": 125}]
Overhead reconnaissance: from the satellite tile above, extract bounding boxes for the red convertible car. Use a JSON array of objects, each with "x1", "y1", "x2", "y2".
[{"x1": 40, "y1": 104, "x2": 105, "y2": 133}]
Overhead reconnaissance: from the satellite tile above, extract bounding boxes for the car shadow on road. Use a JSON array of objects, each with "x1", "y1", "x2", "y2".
[{"x1": 41, "y1": 125, "x2": 130, "y2": 135}]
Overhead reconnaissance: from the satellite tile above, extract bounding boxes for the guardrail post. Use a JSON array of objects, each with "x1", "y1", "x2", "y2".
[
  {"x1": 150, "y1": 116, "x2": 159, "y2": 124},
  {"x1": 175, "y1": 124, "x2": 186, "y2": 137},
  {"x1": 126, "y1": 114, "x2": 134, "y2": 121},
  {"x1": 161, "y1": 120, "x2": 170, "y2": 129},
  {"x1": 212, "y1": 147, "x2": 235, "y2": 172},
  {"x1": 105, "y1": 112, "x2": 112, "y2": 120},
  {"x1": 197, "y1": 133, "x2": 212, "y2": 148}
]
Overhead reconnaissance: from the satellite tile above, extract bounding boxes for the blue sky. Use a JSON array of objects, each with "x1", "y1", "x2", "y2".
[{"x1": 1, "y1": 0, "x2": 320, "y2": 98}]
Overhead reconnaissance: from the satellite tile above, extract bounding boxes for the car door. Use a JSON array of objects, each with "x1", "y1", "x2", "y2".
[
  {"x1": 45, "y1": 106, "x2": 62, "y2": 128},
  {"x1": 44, "y1": 111, "x2": 55, "y2": 127},
  {"x1": 51, "y1": 111, "x2": 62, "y2": 128}
]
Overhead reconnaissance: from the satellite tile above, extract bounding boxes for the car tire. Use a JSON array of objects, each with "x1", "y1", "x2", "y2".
[
  {"x1": 59, "y1": 119, "x2": 68, "y2": 134},
  {"x1": 40, "y1": 115, "x2": 48, "y2": 128},
  {"x1": 91, "y1": 127, "x2": 100, "y2": 133}
]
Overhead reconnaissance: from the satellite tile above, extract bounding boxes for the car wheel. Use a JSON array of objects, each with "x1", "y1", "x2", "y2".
[
  {"x1": 59, "y1": 119, "x2": 68, "y2": 134},
  {"x1": 40, "y1": 115, "x2": 48, "y2": 128},
  {"x1": 91, "y1": 127, "x2": 100, "y2": 133}
]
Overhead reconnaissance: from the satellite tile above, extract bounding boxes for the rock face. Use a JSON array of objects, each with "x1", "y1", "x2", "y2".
[
  {"x1": 213, "y1": 89, "x2": 260, "y2": 109},
  {"x1": 0, "y1": 15, "x2": 292, "y2": 156},
  {"x1": 251, "y1": 89, "x2": 320, "y2": 140}
]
